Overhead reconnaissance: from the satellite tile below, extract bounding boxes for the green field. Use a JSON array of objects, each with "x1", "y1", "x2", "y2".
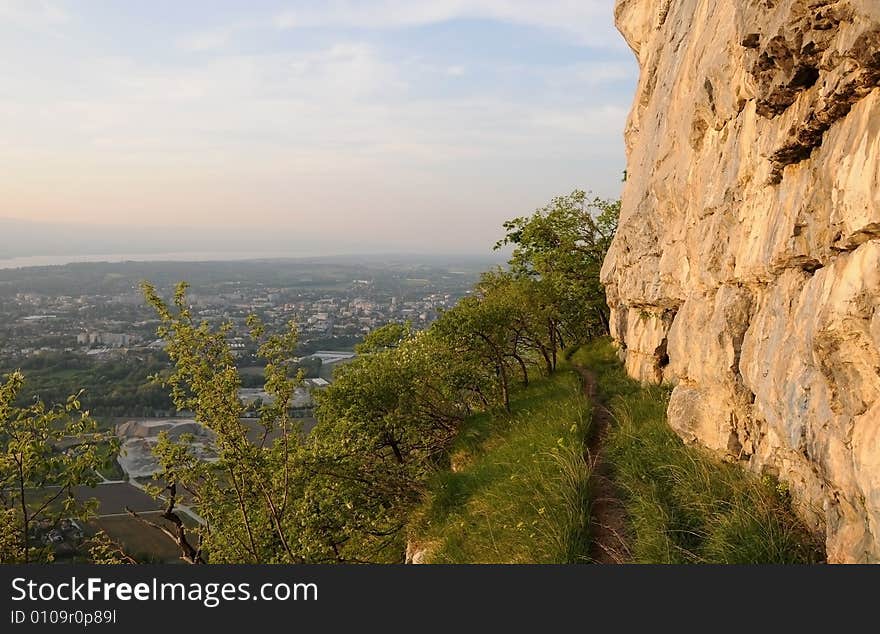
[{"x1": 90, "y1": 514, "x2": 194, "y2": 563}]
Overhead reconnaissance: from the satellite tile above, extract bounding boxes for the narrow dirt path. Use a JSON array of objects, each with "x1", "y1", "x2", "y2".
[{"x1": 576, "y1": 365, "x2": 630, "y2": 564}]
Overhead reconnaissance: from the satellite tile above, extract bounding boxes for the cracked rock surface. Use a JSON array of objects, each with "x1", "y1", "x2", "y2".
[{"x1": 603, "y1": 0, "x2": 880, "y2": 562}]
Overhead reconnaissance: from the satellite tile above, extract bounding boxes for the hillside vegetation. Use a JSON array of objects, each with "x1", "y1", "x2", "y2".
[
  {"x1": 572, "y1": 340, "x2": 823, "y2": 564},
  {"x1": 409, "y1": 366, "x2": 591, "y2": 563},
  {"x1": 405, "y1": 341, "x2": 822, "y2": 564}
]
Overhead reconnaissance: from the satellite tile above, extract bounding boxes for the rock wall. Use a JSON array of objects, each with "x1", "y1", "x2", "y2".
[{"x1": 602, "y1": 0, "x2": 880, "y2": 562}]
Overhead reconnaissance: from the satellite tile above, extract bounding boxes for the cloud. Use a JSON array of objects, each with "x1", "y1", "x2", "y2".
[
  {"x1": 0, "y1": 1, "x2": 633, "y2": 249},
  {"x1": 272, "y1": 0, "x2": 619, "y2": 47},
  {"x1": 178, "y1": 29, "x2": 233, "y2": 52},
  {"x1": 0, "y1": 0, "x2": 68, "y2": 26},
  {"x1": 529, "y1": 105, "x2": 631, "y2": 137}
]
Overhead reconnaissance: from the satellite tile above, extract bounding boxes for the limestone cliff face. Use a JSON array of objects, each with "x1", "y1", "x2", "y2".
[{"x1": 603, "y1": 0, "x2": 880, "y2": 562}]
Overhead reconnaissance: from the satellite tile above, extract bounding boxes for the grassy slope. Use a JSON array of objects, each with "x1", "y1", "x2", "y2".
[
  {"x1": 410, "y1": 339, "x2": 822, "y2": 564},
  {"x1": 409, "y1": 366, "x2": 593, "y2": 563},
  {"x1": 571, "y1": 339, "x2": 823, "y2": 564}
]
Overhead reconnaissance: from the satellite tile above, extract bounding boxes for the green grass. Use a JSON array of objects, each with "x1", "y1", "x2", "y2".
[
  {"x1": 409, "y1": 367, "x2": 592, "y2": 563},
  {"x1": 571, "y1": 339, "x2": 824, "y2": 564},
  {"x1": 97, "y1": 450, "x2": 126, "y2": 482}
]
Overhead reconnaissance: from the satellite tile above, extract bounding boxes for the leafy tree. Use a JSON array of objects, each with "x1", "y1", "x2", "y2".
[
  {"x1": 496, "y1": 190, "x2": 619, "y2": 340},
  {"x1": 5, "y1": 352, "x2": 176, "y2": 419},
  {"x1": 87, "y1": 530, "x2": 138, "y2": 564},
  {"x1": 307, "y1": 328, "x2": 484, "y2": 561},
  {"x1": 141, "y1": 282, "x2": 304, "y2": 563},
  {"x1": 0, "y1": 371, "x2": 112, "y2": 563},
  {"x1": 432, "y1": 294, "x2": 522, "y2": 412},
  {"x1": 140, "y1": 281, "x2": 502, "y2": 563},
  {"x1": 355, "y1": 321, "x2": 413, "y2": 354},
  {"x1": 295, "y1": 356, "x2": 323, "y2": 379},
  {"x1": 476, "y1": 270, "x2": 560, "y2": 375}
]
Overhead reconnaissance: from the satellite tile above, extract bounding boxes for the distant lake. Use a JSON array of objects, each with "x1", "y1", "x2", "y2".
[{"x1": 0, "y1": 251, "x2": 312, "y2": 270}]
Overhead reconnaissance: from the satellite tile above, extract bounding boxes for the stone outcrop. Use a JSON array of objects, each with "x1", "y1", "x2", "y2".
[{"x1": 602, "y1": 0, "x2": 880, "y2": 562}]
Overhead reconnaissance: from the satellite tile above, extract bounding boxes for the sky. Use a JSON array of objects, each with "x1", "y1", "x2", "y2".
[{"x1": 0, "y1": 0, "x2": 637, "y2": 256}]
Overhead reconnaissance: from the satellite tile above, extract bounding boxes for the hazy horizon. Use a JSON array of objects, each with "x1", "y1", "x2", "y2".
[
  {"x1": 1, "y1": 1, "x2": 636, "y2": 255},
  {"x1": 0, "y1": 247, "x2": 506, "y2": 272},
  {"x1": 0, "y1": 215, "x2": 513, "y2": 260}
]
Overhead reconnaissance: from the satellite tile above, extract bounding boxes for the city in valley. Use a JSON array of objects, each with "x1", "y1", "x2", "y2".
[{"x1": 0, "y1": 255, "x2": 490, "y2": 561}]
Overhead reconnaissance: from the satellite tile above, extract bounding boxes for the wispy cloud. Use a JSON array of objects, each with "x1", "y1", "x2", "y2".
[
  {"x1": 272, "y1": 0, "x2": 618, "y2": 46},
  {"x1": 178, "y1": 29, "x2": 233, "y2": 52},
  {"x1": 0, "y1": 0, "x2": 68, "y2": 26},
  {"x1": 0, "y1": 1, "x2": 633, "y2": 252}
]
